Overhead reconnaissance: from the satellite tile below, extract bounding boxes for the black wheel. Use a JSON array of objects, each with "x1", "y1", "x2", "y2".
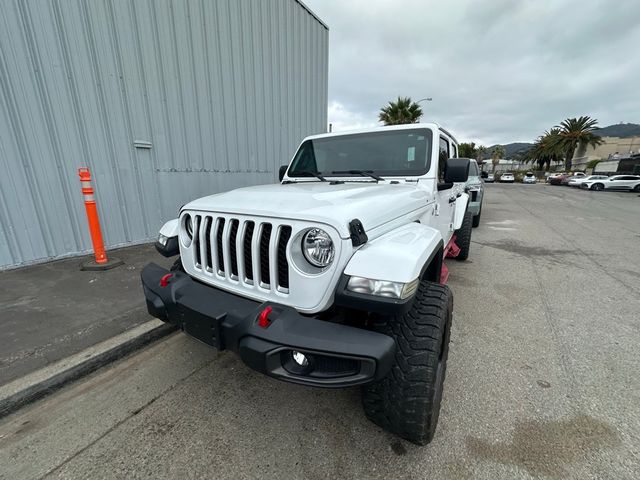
[
  {"x1": 454, "y1": 211, "x2": 472, "y2": 260},
  {"x1": 472, "y1": 206, "x2": 481, "y2": 228},
  {"x1": 170, "y1": 257, "x2": 185, "y2": 272},
  {"x1": 591, "y1": 183, "x2": 604, "y2": 191},
  {"x1": 633, "y1": 184, "x2": 640, "y2": 192},
  {"x1": 361, "y1": 280, "x2": 453, "y2": 445}
]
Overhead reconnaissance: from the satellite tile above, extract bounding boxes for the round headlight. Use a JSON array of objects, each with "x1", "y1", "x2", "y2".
[{"x1": 302, "y1": 228, "x2": 335, "y2": 267}]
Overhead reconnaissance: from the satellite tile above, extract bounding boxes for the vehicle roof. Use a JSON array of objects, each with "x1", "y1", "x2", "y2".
[{"x1": 302, "y1": 122, "x2": 458, "y2": 143}]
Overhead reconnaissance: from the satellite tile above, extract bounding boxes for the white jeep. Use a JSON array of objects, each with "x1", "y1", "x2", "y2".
[{"x1": 142, "y1": 123, "x2": 473, "y2": 444}]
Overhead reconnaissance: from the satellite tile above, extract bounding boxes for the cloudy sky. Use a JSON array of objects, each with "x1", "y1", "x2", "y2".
[{"x1": 304, "y1": 0, "x2": 640, "y2": 146}]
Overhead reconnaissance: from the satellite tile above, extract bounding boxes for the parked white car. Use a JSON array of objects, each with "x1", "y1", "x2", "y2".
[
  {"x1": 522, "y1": 172, "x2": 536, "y2": 184},
  {"x1": 500, "y1": 172, "x2": 515, "y2": 183},
  {"x1": 485, "y1": 173, "x2": 495, "y2": 183},
  {"x1": 569, "y1": 175, "x2": 608, "y2": 187},
  {"x1": 582, "y1": 175, "x2": 640, "y2": 191}
]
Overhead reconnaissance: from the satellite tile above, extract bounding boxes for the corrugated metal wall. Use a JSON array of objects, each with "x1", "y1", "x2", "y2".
[{"x1": 0, "y1": 0, "x2": 328, "y2": 268}]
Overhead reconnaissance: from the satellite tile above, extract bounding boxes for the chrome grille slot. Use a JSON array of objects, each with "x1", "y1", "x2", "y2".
[
  {"x1": 203, "y1": 217, "x2": 213, "y2": 271},
  {"x1": 277, "y1": 226, "x2": 292, "y2": 290},
  {"x1": 259, "y1": 224, "x2": 272, "y2": 286},
  {"x1": 216, "y1": 218, "x2": 225, "y2": 274},
  {"x1": 243, "y1": 221, "x2": 255, "y2": 283},
  {"x1": 229, "y1": 219, "x2": 239, "y2": 279},
  {"x1": 193, "y1": 215, "x2": 202, "y2": 267}
]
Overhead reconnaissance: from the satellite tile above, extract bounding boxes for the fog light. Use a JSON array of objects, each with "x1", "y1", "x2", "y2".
[
  {"x1": 158, "y1": 233, "x2": 168, "y2": 246},
  {"x1": 292, "y1": 351, "x2": 308, "y2": 367}
]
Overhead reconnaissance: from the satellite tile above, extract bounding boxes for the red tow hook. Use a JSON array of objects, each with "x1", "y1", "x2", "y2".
[
  {"x1": 159, "y1": 273, "x2": 173, "y2": 287},
  {"x1": 258, "y1": 306, "x2": 273, "y2": 328}
]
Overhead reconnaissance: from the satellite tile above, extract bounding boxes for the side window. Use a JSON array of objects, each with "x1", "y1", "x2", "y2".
[
  {"x1": 469, "y1": 162, "x2": 479, "y2": 176},
  {"x1": 439, "y1": 137, "x2": 449, "y2": 181},
  {"x1": 451, "y1": 144, "x2": 458, "y2": 158}
]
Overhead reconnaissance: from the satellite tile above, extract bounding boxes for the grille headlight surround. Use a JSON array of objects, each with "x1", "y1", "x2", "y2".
[
  {"x1": 179, "y1": 213, "x2": 193, "y2": 248},
  {"x1": 301, "y1": 228, "x2": 335, "y2": 268},
  {"x1": 347, "y1": 276, "x2": 419, "y2": 300},
  {"x1": 185, "y1": 215, "x2": 193, "y2": 238}
]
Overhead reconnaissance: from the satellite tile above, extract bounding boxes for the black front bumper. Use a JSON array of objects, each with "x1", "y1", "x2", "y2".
[{"x1": 141, "y1": 263, "x2": 395, "y2": 388}]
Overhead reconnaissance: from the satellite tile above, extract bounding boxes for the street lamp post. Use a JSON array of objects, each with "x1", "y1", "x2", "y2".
[{"x1": 416, "y1": 98, "x2": 432, "y2": 122}]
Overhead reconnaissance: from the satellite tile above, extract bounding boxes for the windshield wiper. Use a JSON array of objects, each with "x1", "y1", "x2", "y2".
[
  {"x1": 294, "y1": 170, "x2": 327, "y2": 182},
  {"x1": 330, "y1": 170, "x2": 384, "y2": 182}
]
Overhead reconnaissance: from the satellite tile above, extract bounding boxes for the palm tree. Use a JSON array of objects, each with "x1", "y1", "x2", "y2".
[
  {"x1": 379, "y1": 97, "x2": 423, "y2": 125},
  {"x1": 554, "y1": 116, "x2": 603, "y2": 170},
  {"x1": 525, "y1": 128, "x2": 564, "y2": 171},
  {"x1": 491, "y1": 145, "x2": 505, "y2": 172},
  {"x1": 476, "y1": 145, "x2": 487, "y2": 170}
]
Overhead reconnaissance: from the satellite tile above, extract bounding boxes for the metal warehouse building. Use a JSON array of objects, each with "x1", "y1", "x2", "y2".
[{"x1": 0, "y1": 0, "x2": 328, "y2": 269}]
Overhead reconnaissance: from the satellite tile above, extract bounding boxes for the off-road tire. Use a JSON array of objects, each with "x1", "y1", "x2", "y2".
[
  {"x1": 170, "y1": 257, "x2": 185, "y2": 272},
  {"x1": 454, "y1": 211, "x2": 473, "y2": 260},
  {"x1": 472, "y1": 206, "x2": 482, "y2": 228},
  {"x1": 361, "y1": 281, "x2": 453, "y2": 445}
]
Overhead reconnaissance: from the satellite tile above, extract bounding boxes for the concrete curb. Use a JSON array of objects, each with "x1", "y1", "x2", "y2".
[{"x1": 0, "y1": 319, "x2": 177, "y2": 418}]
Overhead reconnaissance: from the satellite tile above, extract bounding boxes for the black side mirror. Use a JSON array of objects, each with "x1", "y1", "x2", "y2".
[
  {"x1": 444, "y1": 158, "x2": 470, "y2": 183},
  {"x1": 481, "y1": 171, "x2": 488, "y2": 179},
  {"x1": 279, "y1": 165, "x2": 288, "y2": 182}
]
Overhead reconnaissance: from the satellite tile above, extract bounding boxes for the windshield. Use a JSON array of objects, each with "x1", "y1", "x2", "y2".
[{"x1": 288, "y1": 129, "x2": 433, "y2": 178}]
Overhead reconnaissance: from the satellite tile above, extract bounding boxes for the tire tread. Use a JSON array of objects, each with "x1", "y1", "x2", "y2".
[{"x1": 361, "y1": 280, "x2": 453, "y2": 445}]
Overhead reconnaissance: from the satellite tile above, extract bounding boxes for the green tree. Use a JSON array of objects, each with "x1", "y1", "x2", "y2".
[
  {"x1": 554, "y1": 116, "x2": 603, "y2": 170},
  {"x1": 524, "y1": 129, "x2": 564, "y2": 171},
  {"x1": 476, "y1": 145, "x2": 487, "y2": 170},
  {"x1": 378, "y1": 97, "x2": 423, "y2": 125},
  {"x1": 458, "y1": 142, "x2": 477, "y2": 159},
  {"x1": 491, "y1": 145, "x2": 505, "y2": 172}
]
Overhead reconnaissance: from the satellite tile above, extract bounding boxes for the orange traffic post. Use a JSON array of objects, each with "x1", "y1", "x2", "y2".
[{"x1": 77, "y1": 168, "x2": 122, "y2": 271}]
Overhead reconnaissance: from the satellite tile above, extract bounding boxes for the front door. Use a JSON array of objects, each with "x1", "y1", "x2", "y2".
[{"x1": 435, "y1": 135, "x2": 456, "y2": 244}]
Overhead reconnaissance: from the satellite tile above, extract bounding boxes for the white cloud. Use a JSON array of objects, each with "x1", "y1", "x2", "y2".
[
  {"x1": 327, "y1": 101, "x2": 379, "y2": 132},
  {"x1": 306, "y1": 0, "x2": 640, "y2": 145}
]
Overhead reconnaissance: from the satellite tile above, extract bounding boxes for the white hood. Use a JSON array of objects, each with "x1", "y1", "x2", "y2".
[{"x1": 183, "y1": 182, "x2": 428, "y2": 238}]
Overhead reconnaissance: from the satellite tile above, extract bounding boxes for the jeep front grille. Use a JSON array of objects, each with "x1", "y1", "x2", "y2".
[{"x1": 189, "y1": 214, "x2": 292, "y2": 293}]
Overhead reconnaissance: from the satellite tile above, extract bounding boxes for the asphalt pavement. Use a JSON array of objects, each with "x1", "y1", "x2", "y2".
[
  {"x1": 0, "y1": 244, "x2": 172, "y2": 385},
  {"x1": 1, "y1": 184, "x2": 639, "y2": 479}
]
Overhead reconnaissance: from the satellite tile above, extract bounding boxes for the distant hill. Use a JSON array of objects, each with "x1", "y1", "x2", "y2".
[
  {"x1": 482, "y1": 142, "x2": 533, "y2": 160},
  {"x1": 594, "y1": 123, "x2": 640, "y2": 138},
  {"x1": 480, "y1": 123, "x2": 640, "y2": 159}
]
